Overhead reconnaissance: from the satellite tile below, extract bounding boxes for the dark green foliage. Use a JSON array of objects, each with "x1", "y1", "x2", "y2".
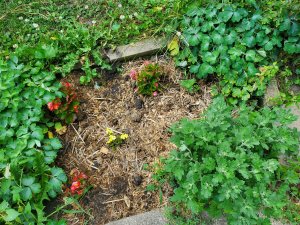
[
  {"x1": 175, "y1": 2, "x2": 300, "y2": 104},
  {"x1": 155, "y1": 98, "x2": 300, "y2": 224}
]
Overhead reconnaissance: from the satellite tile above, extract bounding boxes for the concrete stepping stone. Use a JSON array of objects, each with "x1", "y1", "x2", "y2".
[
  {"x1": 105, "y1": 38, "x2": 167, "y2": 62},
  {"x1": 105, "y1": 209, "x2": 166, "y2": 225}
]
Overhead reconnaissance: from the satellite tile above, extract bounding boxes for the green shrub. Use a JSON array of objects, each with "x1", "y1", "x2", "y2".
[
  {"x1": 155, "y1": 97, "x2": 300, "y2": 224},
  {"x1": 173, "y1": 2, "x2": 299, "y2": 104}
]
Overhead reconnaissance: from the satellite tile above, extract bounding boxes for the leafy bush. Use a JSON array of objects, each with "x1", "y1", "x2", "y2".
[
  {"x1": 173, "y1": 2, "x2": 299, "y2": 104},
  {"x1": 0, "y1": 55, "x2": 67, "y2": 224},
  {"x1": 154, "y1": 98, "x2": 300, "y2": 224}
]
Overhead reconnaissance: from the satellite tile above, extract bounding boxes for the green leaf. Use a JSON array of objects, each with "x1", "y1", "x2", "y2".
[
  {"x1": 279, "y1": 18, "x2": 291, "y2": 31},
  {"x1": 218, "y1": 7, "x2": 233, "y2": 22},
  {"x1": 22, "y1": 177, "x2": 35, "y2": 186},
  {"x1": 228, "y1": 47, "x2": 243, "y2": 60},
  {"x1": 190, "y1": 64, "x2": 200, "y2": 74},
  {"x1": 49, "y1": 138, "x2": 62, "y2": 150},
  {"x1": 215, "y1": 23, "x2": 226, "y2": 35},
  {"x1": 187, "y1": 34, "x2": 201, "y2": 46},
  {"x1": 243, "y1": 35, "x2": 256, "y2": 48},
  {"x1": 211, "y1": 32, "x2": 223, "y2": 45},
  {"x1": 197, "y1": 63, "x2": 214, "y2": 78},
  {"x1": 30, "y1": 183, "x2": 41, "y2": 194},
  {"x1": 4, "y1": 209, "x2": 20, "y2": 222},
  {"x1": 232, "y1": 8, "x2": 247, "y2": 22},
  {"x1": 21, "y1": 187, "x2": 32, "y2": 201},
  {"x1": 245, "y1": 50, "x2": 256, "y2": 62}
]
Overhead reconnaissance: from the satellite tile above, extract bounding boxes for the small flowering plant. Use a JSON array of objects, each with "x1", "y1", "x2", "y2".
[
  {"x1": 66, "y1": 169, "x2": 88, "y2": 196},
  {"x1": 106, "y1": 128, "x2": 128, "y2": 148},
  {"x1": 130, "y1": 62, "x2": 162, "y2": 96},
  {"x1": 47, "y1": 81, "x2": 79, "y2": 124}
]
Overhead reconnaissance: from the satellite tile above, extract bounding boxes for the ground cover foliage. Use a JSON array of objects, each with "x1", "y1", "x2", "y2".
[
  {"x1": 153, "y1": 0, "x2": 300, "y2": 224},
  {"x1": 0, "y1": 0, "x2": 299, "y2": 224},
  {"x1": 173, "y1": 0, "x2": 300, "y2": 105},
  {"x1": 154, "y1": 98, "x2": 300, "y2": 224},
  {"x1": 0, "y1": 0, "x2": 191, "y2": 224}
]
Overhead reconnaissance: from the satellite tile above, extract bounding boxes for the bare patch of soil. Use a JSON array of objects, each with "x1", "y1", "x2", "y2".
[{"x1": 57, "y1": 57, "x2": 211, "y2": 224}]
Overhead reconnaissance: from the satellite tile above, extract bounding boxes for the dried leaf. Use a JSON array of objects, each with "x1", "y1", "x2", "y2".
[
  {"x1": 100, "y1": 147, "x2": 109, "y2": 154},
  {"x1": 124, "y1": 195, "x2": 130, "y2": 208}
]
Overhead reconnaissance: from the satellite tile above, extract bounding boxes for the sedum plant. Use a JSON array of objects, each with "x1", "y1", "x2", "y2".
[{"x1": 154, "y1": 97, "x2": 300, "y2": 224}]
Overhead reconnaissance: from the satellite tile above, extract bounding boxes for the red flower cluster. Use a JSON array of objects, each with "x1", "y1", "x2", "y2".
[
  {"x1": 69, "y1": 169, "x2": 88, "y2": 195},
  {"x1": 47, "y1": 81, "x2": 80, "y2": 123},
  {"x1": 47, "y1": 98, "x2": 61, "y2": 111}
]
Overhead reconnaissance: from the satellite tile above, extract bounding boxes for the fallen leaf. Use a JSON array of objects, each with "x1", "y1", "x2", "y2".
[
  {"x1": 55, "y1": 122, "x2": 67, "y2": 135},
  {"x1": 167, "y1": 36, "x2": 180, "y2": 56},
  {"x1": 48, "y1": 131, "x2": 54, "y2": 139},
  {"x1": 124, "y1": 195, "x2": 130, "y2": 208},
  {"x1": 100, "y1": 147, "x2": 109, "y2": 154}
]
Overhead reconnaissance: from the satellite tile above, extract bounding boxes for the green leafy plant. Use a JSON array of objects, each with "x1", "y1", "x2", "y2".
[
  {"x1": 0, "y1": 55, "x2": 67, "y2": 224},
  {"x1": 173, "y1": 2, "x2": 299, "y2": 104},
  {"x1": 131, "y1": 62, "x2": 162, "y2": 96},
  {"x1": 47, "y1": 81, "x2": 79, "y2": 124},
  {"x1": 180, "y1": 78, "x2": 200, "y2": 93},
  {"x1": 154, "y1": 97, "x2": 300, "y2": 224}
]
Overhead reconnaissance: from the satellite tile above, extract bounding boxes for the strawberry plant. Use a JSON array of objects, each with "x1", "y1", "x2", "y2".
[
  {"x1": 154, "y1": 97, "x2": 300, "y2": 224},
  {"x1": 173, "y1": 2, "x2": 299, "y2": 104},
  {"x1": 0, "y1": 55, "x2": 67, "y2": 224},
  {"x1": 47, "y1": 81, "x2": 79, "y2": 124}
]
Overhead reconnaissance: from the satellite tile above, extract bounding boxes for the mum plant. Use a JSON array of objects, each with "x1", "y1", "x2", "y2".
[
  {"x1": 130, "y1": 62, "x2": 162, "y2": 96},
  {"x1": 154, "y1": 97, "x2": 300, "y2": 224}
]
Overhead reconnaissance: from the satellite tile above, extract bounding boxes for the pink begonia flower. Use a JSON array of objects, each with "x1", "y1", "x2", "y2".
[
  {"x1": 130, "y1": 70, "x2": 137, "y2": 80},
  {"x1": 153, "y1": 91, "x2": 158, "y2": 97},
  {"x1": 154, "y1": 82, "x2": 158, "y2": 87},
  {"x1": 143, "y1": 60, "x2": 150, "y2": 66}
]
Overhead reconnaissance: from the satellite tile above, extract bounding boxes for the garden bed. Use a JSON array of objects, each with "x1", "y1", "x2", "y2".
[{"x1": 54, "y1": 57, "x2": 211, "y2": 224}]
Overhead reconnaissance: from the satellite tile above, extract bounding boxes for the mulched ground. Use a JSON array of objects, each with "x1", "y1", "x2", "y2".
[{"x1": 54, "y1": 57, "x2": 212, "y2": 224}]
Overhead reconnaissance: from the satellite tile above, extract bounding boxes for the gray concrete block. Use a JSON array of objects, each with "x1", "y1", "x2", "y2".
[
  {"x1": 105, "y1": 209, "x2": 166, "y2": 225},
  {"x1": 105, "y1": 38, "x2": 167, "y2": 62}
]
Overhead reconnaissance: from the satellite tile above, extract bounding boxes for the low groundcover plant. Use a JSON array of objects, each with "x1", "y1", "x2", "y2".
[{"x1": 154, "y1": 97, "x2": 300, "y2": 224}]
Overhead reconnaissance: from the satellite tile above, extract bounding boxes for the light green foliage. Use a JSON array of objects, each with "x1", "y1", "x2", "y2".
[
  {"x1": 179, "y1": 79, "x2": 200, "y2": 93},
  {"x1": 155, "y1": 98, "x2": 300, "y2": 224},
  {"x1": 175, "y1": 2, "x2": 299, "y2": 104}
]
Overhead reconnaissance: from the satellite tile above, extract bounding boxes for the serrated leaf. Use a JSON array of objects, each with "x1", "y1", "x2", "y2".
[
  {"x1": 215, "y1": 23, "x2": 226, "y2": 35},
  {"x1": 243, "y1": 35, "x2": 256, "y2": 48},
  {"x1": 211, "y1": 32, "x2": 223, "y2": 45},
  {"x1": 197, "y1": 63, "x2": 214, "y2": 78},
  {"x1": 245, "y1": 50, "x2": 256, "y2": 62},
  {"x1": 218, "y1": 8, "x2": 233, "y2": 22},
  {"x1": 279, "y1": 18, "x2": 291, "y2": 31}
]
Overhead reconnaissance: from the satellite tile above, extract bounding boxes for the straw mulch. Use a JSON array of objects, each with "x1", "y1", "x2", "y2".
[{"x1": 57, "y1": 57, "x2": 211, "y2": 224}]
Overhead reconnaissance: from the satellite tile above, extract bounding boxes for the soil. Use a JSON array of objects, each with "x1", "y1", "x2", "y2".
[{"x1": 55, "y1": 57, "x2": 212, "y2": 224}]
